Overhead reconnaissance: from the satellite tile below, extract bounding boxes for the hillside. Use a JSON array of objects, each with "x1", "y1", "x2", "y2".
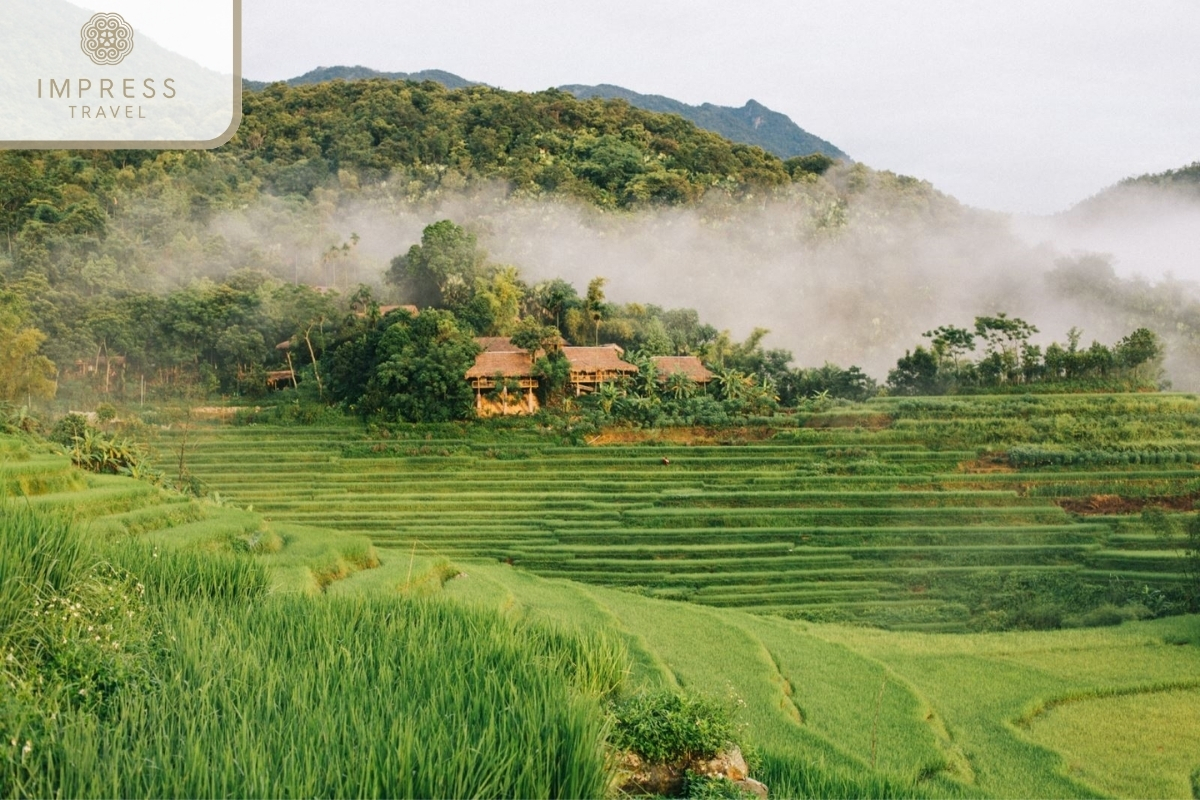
[
  {"x1": 560, "y1": 83, "x2": 847, "y2": 160},
  {"x1": 1117, "y1": 160, "x2": 1200, "y2": 193},
  {"x1": 155, "y1": 394, "x2": 1193, "y2": 632},
  {"x1": 4, "y1": 405, "x2": 1198, "y2": 798},
  {"x1": 240, "y1": 66, "x2": 847, "y2": 162},
  {"x1": 1066, "y1": 159, "x2": 1200, "y2": 215},
  {"x1": 243, "y1": 65, "x2": 479, "y2": 92}
]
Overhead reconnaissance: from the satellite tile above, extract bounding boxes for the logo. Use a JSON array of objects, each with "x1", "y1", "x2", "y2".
[{"x1": 80, "y1": 13, "x2": 134, "y2": 66}]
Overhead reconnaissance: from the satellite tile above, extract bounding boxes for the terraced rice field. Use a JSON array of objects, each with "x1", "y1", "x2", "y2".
[
  {"x1": 152, "y1": 394, "x2": 1195, "y2": 629},
  {"x1": 154, "y1": 393, "x2": 1195, "y2": 633},
  {"x1": 4, "y1": 419, "x2": 1200, "y2": 797}
]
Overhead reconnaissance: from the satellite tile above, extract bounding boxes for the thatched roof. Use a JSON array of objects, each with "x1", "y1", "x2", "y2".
[
  {"x1": 652, "y1": 356, "x2": 713, "y2": 383},
  {"x1": 563, "y1": 345, "x2": 638, "y2": 374},
  {"x1": 465, "y1": 350, "x2": 535, "y2": 379},
  {"x1": 476, "y1": 336, "x2": 522, "y2": 353}
]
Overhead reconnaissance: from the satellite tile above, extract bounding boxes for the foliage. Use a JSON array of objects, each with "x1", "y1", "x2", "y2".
[
  {"x1": 0, "y1": 295, "x2": 56, "y2": 404},
  {"x1": 326, "y1": 308, "x2": 480, "y2": 422},
  {"x1": 47, "y1": 417, "x2": 90, "y2": 448},
  {"x1": 886, "y1": 347, "x2": 942, "y2": 396},
  {"x1": 889, "y1": 315, "x2": 1164, "y2": 395},
  {"x1": 67, "y1": 428, "x2": 157, "y2": 480},
  {"x1": 684, "y1": 772, "x2": 757, "y2": 800},
  {"x1": 0, "y1": 404, "x2": 40, "y2": 436},
  {"x1": 784, "y1": 153, "x2": 837, "y2": 177},
  {"x1": 232, "y1": 81, "x2": 791, "y2": 207},
  {"x1": 779, "y1": 363, "x2": 877, "y2": 404},
  {"x1": 608, "y1": 691, "x2": 737, "y2": 763},
  {"x1": 1184, "y1": 514, "x2": 1200, "y2": 610},
  {"x1": 386, "y1": 219, "x2": 487, "y2": 309}
]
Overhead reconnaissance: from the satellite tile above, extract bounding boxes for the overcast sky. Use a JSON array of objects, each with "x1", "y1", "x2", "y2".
[{"x1": 243, "y1": 1, "x2": 1200, "y2": 215}]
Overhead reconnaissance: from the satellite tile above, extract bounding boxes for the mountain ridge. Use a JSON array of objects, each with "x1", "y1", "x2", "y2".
[
  {"x1": 243, "y1": 66, "x2": 479, "y2": 92},
  {"x1": 558, "y1": 83, "x2": 847, "y2": 161},
  {"x1": 242, "y1": 66, "x2": 846, "y2": 161}
]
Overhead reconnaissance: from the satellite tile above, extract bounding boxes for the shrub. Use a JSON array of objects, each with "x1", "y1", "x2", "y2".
[
  {"x1": 95, "y1": 403, "x2": 117, "y2": 424},
  {"x1": 1076, "y1": 604, "x2": 1124, "y2": 627},
  {"x1": 608, "y1": 691, "x2": 736, "y2": 763},
  {"x1": 49, "y1": 413, "x2": 91, "y2": 446}
]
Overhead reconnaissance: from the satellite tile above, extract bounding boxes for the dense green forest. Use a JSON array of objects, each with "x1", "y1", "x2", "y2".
[
  {"x1": 0, "y1": 78, "x2": 1196, "y2": 421},
  {"x1": 0, "y1": 78, "x2": 897, "y2": 416},
  {"x1": 0, "y1": 79, "x2": 829, "y2": 368}
]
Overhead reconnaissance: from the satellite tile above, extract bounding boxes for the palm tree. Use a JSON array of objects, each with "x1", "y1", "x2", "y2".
[{"x1": 664, "y1": 371, "x2": 696, "y2": 401}]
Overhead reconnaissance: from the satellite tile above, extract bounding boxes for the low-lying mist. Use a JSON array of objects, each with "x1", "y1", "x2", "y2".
[{"x1": 205, "y1": 170, "x2": 1200, "y2": 386}]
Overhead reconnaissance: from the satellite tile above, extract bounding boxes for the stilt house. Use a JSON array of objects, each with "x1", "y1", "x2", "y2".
[{"x1": 463, "y1": 338, "x2": 640, "y2": 414}]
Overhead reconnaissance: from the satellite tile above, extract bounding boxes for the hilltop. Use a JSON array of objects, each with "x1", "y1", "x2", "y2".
[
  {"x1": 560, "y1": 83, "x2": 847, "y2": 161},
  {"x1": 243, "y1": 65, "x2": 479, "y2": 92}
]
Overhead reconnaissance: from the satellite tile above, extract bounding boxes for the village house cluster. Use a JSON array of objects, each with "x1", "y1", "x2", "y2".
[{"x1": 465, "y1": 336, "x2": 713, "y2": 416}]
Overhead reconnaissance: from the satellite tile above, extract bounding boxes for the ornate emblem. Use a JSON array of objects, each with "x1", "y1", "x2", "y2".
[{"x1": 80, "y1": 12, "x2": 134, "y2": 66}]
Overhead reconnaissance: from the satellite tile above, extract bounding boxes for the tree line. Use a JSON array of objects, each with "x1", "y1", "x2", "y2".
[{"x1": 887, "y1": 313, "x2": 1163, "y2": 395}]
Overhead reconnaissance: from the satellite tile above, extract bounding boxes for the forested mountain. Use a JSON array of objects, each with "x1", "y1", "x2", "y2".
[
  {"x1": 230, "y1": 80, "x2": 797, "y2": 206},
  {"x1": 241, "y1": 67, "x2": 847, "y2": 162},
  {"x1": 1115, "y1": 161, "x2": 1200, "y2": 193},
  {"x1": 560, "y1": 84, "x2": 847, "y2": 161},
  {"x1": 4, "y1": 74, "x2": 1200, "y2": 407},
  {"x1": 0, "y1": 78, "x2": 843, "y2": 397},
  {"x1": 243, "y1": 66, "x2": 479, "y2": 92}
]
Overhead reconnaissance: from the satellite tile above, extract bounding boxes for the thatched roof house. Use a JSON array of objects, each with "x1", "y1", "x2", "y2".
[
  {"x1": 465, "y1": 337, "x2": 538, "y2": 415},
  {"x1": 465, "y1": 350, "x2": 535, "y2": 380},
  {"x1": 561, "y1": 345, "x2": 638, "y2": 396},
  {"x1": 475, "y1": 336, "x2": 523, "y2": 353},
  {"x1": 464, "y1": 338, "x2": 642, "y2": 407},
  {"x1": 651, "y1": 356, "x2": 714, "y2": 384}
]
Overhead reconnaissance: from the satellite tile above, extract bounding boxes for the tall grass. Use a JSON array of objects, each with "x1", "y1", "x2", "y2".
[
  {"x1": 0, "y1": 505, "x2": 85, "y2": 640},
  {"x1": 1, "y1": 507, "x2": 618, "y2": 799},
  {"x1": 16, "y1": 598, "x2": 612, "y2": 799}
]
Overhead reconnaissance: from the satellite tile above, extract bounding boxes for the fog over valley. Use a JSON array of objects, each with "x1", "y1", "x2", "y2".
[{"x1": 206, "y1": 167, "x2": 1200, "y2": 384}]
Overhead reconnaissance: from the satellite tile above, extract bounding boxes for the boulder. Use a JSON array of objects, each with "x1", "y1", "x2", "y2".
[
  {"x1": 734, "y1": 777, "x2": 769, "y2": 799},
  {"x1": 615, "y1": 746, "x2": 767, "y2": 797}
]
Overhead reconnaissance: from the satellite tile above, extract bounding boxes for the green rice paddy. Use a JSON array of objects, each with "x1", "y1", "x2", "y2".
[
  {"x1": 4, "y1": 392, "x2": 1200, "y2": 798},
  {"x1": 149, "y1": 394, "x2": 1196, "y2": 630}
]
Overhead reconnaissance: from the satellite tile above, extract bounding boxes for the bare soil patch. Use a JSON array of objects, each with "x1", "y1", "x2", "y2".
[
  {"x1": 1056, "y1": 493, "x2": 1200, "y2": 515},
  {"x1": 957, "y1": 454, "x2": 1016, "y2": 474}
]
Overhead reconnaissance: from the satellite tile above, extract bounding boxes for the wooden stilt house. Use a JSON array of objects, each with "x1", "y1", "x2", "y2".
[
  {"x1": 562, "y1": 345, "x2": 639, "y2": 396},
  {"x1": 463, "y1": 338, "x2": 641, "y2": 414},
  {"x1": 465, "y1": 338, "x2": 539, "y2": 416}
]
